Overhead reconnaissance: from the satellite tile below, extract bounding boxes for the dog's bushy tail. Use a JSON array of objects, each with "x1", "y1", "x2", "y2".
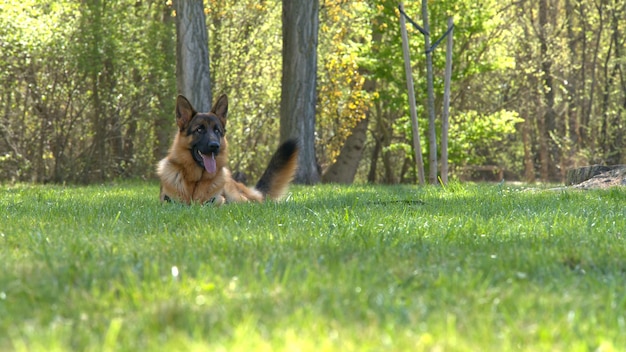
[{"x1": 255, "y1": 139, "x2": 299, "y2": 200}]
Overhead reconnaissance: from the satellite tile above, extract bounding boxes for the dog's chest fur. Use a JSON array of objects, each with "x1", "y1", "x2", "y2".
[{"x1": 157, "y1": 150, "x2": 228, "y2": 203}]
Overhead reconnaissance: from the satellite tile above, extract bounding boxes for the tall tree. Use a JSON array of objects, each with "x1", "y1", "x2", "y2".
[
  {"x1": 421, "y1": 0, "x2": 438, "y2": 184},
  {"x1": 537, "y1": 0, "x2": 557, "y2": 180},
  {"x1": 280, "y1": 0, "x2": 320, "y2": 184},
  {"x1": 174, "y1": 0, "x2": 212, "y2": 111}
]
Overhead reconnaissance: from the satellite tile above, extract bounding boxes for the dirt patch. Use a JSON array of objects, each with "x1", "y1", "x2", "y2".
[{"x1": 571, "y1": 167, "x2": 626, "y2": 190}]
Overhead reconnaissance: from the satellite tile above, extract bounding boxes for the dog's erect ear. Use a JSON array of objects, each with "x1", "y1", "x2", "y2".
[
  {"x1": 176, "y1": 95, "x2": 196, "y2": 130},
  {"x1": 211, "y1": 94, "x2": 228, "y2": 127}
]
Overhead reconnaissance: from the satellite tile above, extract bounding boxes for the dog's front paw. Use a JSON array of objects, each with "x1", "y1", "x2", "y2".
[{"x1": 206, "y1": 195, "x2": 225, "y2": 206}]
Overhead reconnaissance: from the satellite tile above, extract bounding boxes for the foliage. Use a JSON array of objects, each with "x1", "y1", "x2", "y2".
[
  {"x1": 317, "y1": 1, "x2": 373, "y2": 168},
  {"x1": 1, "y1": 0, "x2": 625, "y2": 184},
  {"x1": 206, "y1": 0, "x2": 283, "y2": 179},
  {"x1": 499, "y1": 0, "x2": 626, "y2": 179},
  {"x1": 448, "y1": 109, "x2": 523, "y2": 167},
  {"x1": 1, "y1": 182, "x2": 626, "y2": 350},
  {"x1": 0, "y1": 0, "x2": 175, "y2": 183},
  {"x1": 347, "y1": 0, "x2": 514, "y2": 183}
]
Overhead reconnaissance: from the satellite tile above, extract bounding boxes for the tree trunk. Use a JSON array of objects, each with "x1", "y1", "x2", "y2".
[
  {"x1": 600, "y1": 5, "x2": 622, "y2": 165},
  {"x1": 174, "y1": 0, "x2": 212, "y2": 112},
  {"x1": 322, "y1": 117, "x2": 368, "y2": 184},
  {"x1": 537, "y1": 113, "x2": 551, "y2": 180},
  {"x1": 578, "y1": 3, "x2": 590, "y2": 145},
  {"x1": 382, "y1": 147, "x2": 397, "y2": 184},
  {"x1": 440, "y1": 17, "x2": 453, "y2": 185},
  {"x1": 614, "y1": 0, "x2": 626, "y2": 164},
  {"x1": 368, "y1": 135, "x2": 381, "y2": 183},
  {"x1": 280, "y1": 0, "x2": 320, "y2": 184},
  {"x1": 124, "y1": 117, "x2": 136, "y2": 176},
  {"x1": 103, "y1": 56, "x2": 123, "y2": 177},
  {"x1": 583, "y1": 4, "x2": 605, "y2": 151},
  {"x1": 322, "y1": 52, "x2": 377, "y2": 185},
  {"x1": 92, "y1": 72, "x2": 106, "y2": 182},
  {"x1": 564, "y1": 0, "x2": 580, "y2": 154},
  {"x1": 522, "y1": 114, "x2": 535, "y2": 182},
  {"x1": 538, "y1": 0, "x2": 556, "y2": 180},
  {"x1": 24, "y1": 63, "x2": 46, "y2": 182},
  {"x1": 399, "y1": 2, "x2": 425, "y2": 185},
  {"x1": 422, "y1": 0, "x2": 438, "y2": 184}
]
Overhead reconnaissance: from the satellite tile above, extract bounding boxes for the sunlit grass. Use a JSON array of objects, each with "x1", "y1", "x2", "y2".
[{"x1": 1, "y1": 182, "x2": 625, "y2": 351}]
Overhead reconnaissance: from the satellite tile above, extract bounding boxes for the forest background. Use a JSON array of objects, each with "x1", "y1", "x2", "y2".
[{"x1": 0, "y1": 0, "x2": 624, "y2": 185}]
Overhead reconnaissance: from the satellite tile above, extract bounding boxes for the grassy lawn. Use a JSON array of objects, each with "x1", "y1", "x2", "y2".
[{"x1": 1, "y1": 181, "x2": 625, "y2": 351}]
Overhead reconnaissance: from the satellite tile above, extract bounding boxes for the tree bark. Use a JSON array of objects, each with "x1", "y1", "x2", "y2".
[
  {"x1": 441, "y1": 17, "x2": 453, "y2": 185},
  {"x1": 600, "y1": 5, "x2": 623, "y2": 164},
  {"x1": 280, "y1": 0, "x2": 320, "y2": 184},
  {"x1": 174, "y1": 0, "x2": 212, "y2": 112},
  {"x1": 582, "y1": 4, "x2": 604, "y2": 148},
  {"x1": 538, "y1": 0, "x2": 557, "y2": 180},
  {"x1": 564, "y1": 0, "x2": 580, "y2": 170},
  {"x1": 322, "y1": 117, "x2": 368, "y2": 184},
  {"x1": 382, "y1": 147, "x2": 397, "y2": 184},
  {"x1": 399, "y1": 2, "x2": 425, "y2": 185},
  {"x1": 368, "y1": 135, "x2": 381, "y2": 183},
  {"x1": 422, "y1": 0, "x2": 438, "y2": 184},
  {"x1": 522, "y1": 112, "x2": 535, "y2": 182}
]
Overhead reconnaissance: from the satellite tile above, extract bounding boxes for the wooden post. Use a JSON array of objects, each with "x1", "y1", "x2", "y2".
[
  {"x1": 421, "y1": 0, "x2": 437, "y2": 184},
  {"x1": 441, "y1": 17, "x2": 453, "y2": 185},
  {"x1": 399, "y1": 3, "x2": 425, "y2": 185}
]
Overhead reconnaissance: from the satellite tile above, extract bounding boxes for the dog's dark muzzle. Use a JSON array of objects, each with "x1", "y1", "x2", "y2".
[{"x1": 207, "y1": 141, "x2": 220, "y2": 154}]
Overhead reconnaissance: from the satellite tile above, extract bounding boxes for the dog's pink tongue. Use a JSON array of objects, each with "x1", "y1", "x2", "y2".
[{"x1": 201, "y1": 153, "x2": 216, "y2": 173}]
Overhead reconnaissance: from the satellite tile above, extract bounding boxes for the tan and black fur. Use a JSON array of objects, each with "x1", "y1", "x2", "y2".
[{"x1": 157, "y1": 94, "x2": 298, "y2": 205}]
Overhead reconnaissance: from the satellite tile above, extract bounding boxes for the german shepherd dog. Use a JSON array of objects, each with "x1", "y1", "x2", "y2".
[{"x1": 157, "y1": 94, "x2": 298, "y2": 205}]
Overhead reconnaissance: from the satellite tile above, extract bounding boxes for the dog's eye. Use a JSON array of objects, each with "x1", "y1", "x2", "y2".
[
  {"x1": 195, "y1": 126, "x2": 205, "y2": 134},
  {"x1": 214, "y1": 126, "x2": 222, "y2": 136}
]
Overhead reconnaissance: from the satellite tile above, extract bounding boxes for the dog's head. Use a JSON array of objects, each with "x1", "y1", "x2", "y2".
[{"x1": 175, "y1": 94, "x2": 228, "y2": 174}]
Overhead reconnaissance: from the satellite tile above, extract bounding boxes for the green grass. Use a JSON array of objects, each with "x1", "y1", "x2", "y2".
[{"x1": 1, "y1": 181, "x2": 625, "y2": 351}]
